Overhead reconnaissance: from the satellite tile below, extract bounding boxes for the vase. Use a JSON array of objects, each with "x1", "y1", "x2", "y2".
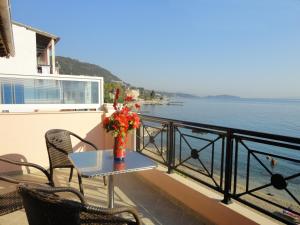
[
  {"x1": 113, "y1": 161, "x2": 126, "y2": 171},
  {"x1": 113, "y1": 136, "x2": 126, "y2": 161}
]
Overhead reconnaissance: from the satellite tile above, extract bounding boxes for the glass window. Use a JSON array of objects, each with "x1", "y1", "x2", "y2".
[
  {"x1": 3, "y1": 83, "x2": 13, "y2": 104},
  {"x1": 14, "y1": 84, "x2": 25, "y2": 104},
  {"x1": 0, "y1": 75, "x2": 101, "y2": 111}
]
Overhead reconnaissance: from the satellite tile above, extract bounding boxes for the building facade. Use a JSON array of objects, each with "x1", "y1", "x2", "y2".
[{"x1": 0, "y1": 22, "x2": 59, "y2": 75}]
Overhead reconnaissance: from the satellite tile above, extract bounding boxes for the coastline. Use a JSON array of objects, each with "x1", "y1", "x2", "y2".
[
  {"x1": 141, "y1": 99, "x2": 166, "y2": 105},
  {"x1": 140, "y1": 99, "x2": 184, "y2": 106}
]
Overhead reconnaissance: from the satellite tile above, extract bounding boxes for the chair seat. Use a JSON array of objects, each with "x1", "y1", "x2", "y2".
[
  {"x1": 0, "y1": 156, "x2": 53, "y2": 216},
  {"x1": 0, "y1": 190, "x2": 23, "y2": 216},
  {"x1": 0, "y1": 179, "x2": 51, "y2": 216}
]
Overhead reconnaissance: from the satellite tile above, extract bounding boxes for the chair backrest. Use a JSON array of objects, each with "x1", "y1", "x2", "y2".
[
  {"x1": 45, "y1": 129, "x2": 74, "y2": 169},
  {"x1": 18, "y1": 184, "x2": 141, "y2": 225},
  {"x1": 18, "y1": 184, "x2": 82, "y2": 225}
]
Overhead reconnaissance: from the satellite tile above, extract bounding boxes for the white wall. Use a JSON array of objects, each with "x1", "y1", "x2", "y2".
[
  {"x1": 0, "y1": 111, "x2": 135, "y2": 171},
  {"x1": 0, "y1": 24, "x2": 37, "y2": 74}
]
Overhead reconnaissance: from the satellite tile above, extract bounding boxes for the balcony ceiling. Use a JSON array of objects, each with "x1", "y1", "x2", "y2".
[{"x1": 36, "y1": 33, "x2": 52, "y2": 56}]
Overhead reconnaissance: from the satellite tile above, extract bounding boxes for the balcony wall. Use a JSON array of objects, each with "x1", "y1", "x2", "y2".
[
  {"x1": 139, "y1": 166, "x2": 279, "y2": 225},
  {"x1": 0, "y1": 111, "x2": 134, "y2": 173}
]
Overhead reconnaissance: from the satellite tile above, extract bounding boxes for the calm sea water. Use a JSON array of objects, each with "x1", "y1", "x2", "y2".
[
  {"x1": 141, "y1": 98, "x2": 300, "y2": 203},
  {"x1": 142, "y1": 98, "x2": 300, "y2": 138}
]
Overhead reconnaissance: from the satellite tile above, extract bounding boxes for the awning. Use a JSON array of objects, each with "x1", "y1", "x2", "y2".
[{"x1": 0, "y1": 0, "x2": 15, "y2": 57}]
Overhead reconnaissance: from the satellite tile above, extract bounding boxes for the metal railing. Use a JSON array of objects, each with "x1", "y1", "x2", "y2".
[{"x1": 136, "y1": 114, "x2": 300, "y2": 224}]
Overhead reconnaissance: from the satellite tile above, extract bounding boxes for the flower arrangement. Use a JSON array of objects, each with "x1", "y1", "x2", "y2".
[{"x1": 103, "y1": 88, "x2": 141, "y2": 160}]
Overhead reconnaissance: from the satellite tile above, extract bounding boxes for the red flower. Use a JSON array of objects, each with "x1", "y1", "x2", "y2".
[
  {"x1": 113, "y1": 88, "x2": 120, "y2": 110},
  {"x1": 121, "y1": 106, "x2": 130, "y2": 114},
  {"x1": 103, "y1": 117, "x2": 110, "y2": 126},
  {"x1": 125, "y1": 95, "x2": 133, "y2": 102},
  {"x1": 103, "y1": 89, "x2": 141, "y2": 138},
  {"x1": 135, "y1": 103, "x2": 140, "y2": 109}
]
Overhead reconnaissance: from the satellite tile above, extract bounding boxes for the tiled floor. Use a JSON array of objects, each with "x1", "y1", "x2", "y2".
[{"x1": 0, "y1": 169, "x2": 205, "y2": 225}]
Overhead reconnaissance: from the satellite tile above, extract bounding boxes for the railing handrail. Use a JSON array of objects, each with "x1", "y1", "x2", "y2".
[{"x1": 0, "y1": 72, "x2": 103, "y2": 82}]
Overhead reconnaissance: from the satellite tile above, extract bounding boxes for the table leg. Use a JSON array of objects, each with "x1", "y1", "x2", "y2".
[{"x1": 108, "y1": 175, "x2": 114, "y2": 208}]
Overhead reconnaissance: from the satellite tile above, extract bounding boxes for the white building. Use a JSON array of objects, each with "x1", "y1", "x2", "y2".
[
  {"x1": 0, "y1": 21, "x2": 59, "y2": 75},
  {"x1": 0, "y1": 2, "x2": 103, "y2": 112},
  {"x1": 126, "y1": 88, "x2": 140, "y2": 100}
]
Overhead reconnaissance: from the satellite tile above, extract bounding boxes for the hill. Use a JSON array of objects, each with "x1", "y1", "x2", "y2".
[
  {"x1": 203, "y1": 95, "x2": 241, "y2": 100},
  {"x1": 56, "y1": 56, "x2": 121, "y2": 82}
]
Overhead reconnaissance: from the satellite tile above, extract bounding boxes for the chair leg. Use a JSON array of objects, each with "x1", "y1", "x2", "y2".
[
  {"x1": 78, "y1": 173, "x2": 84, "y2": 195},
  {"x1": 49, "y1": 168, "x2": 54, "y2": 186},
  {"x1": 69, "y1": 168, "x2": 73, "y2": 182},
  {"x1": 103, "y1": 176, "x2": 107, "y2": 186}
]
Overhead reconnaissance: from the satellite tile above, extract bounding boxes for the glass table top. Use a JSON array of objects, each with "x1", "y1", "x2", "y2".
[{"x1": 68, "y1": 150, "x2": 157, "y2": 177}]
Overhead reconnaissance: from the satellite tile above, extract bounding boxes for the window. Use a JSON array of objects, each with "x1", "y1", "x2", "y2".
[{"x1": 0, "y1": 74, "x2": 103, "y2": 112}]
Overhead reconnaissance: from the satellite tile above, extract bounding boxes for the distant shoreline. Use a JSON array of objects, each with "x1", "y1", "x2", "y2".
[
  {"x1": 139, "y1": 97, "x2": 300, "y2": 107},
  {"x1": 140, "y1": 99, "x2": 184, "y2": 106}
]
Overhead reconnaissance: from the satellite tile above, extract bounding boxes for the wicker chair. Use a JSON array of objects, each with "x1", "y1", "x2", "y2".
[
  {"x1": 0, "y1": 157, "x2": 53, "y2": 216},
  {"x1": 45, "y1": 129, "x2": 106, "y2": 195},
  {"x1": 18, "y1": 184, "x2": 141, "y2": 225}
]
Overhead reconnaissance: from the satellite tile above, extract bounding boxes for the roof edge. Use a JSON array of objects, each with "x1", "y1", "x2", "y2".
[{"x1": 12, "y1": 21, "x2": 60, "y2": 43}]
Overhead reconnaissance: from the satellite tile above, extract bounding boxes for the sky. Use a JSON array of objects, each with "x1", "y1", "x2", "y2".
[{"x1": 11, "y1": 0, "x2": 300, "y2": 98}]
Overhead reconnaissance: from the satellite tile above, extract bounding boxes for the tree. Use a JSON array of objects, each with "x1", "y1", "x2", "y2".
[{"x1": 150, "y1": 90, "x2": 155, "y2": 99}]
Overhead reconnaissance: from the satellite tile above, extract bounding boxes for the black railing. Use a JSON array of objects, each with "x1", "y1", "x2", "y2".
[{"x1": 136, "y1": 114, "x2": 300, "y2": 225}]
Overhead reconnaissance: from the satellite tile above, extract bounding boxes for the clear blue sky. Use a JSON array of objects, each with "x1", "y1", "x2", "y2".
[{"x1": 11, "y1": 0, "x2": 300, "y2": 98}]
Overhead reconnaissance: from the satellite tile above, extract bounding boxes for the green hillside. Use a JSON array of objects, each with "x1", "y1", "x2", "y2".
[{"x1": 56, "y1": 56, "x2": 121, "y2": 82}]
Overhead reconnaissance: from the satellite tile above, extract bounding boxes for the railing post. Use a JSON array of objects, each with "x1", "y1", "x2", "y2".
[
  {"x1": 222, "y1": 128, "x2": 233, "y2": 204},
  {"x1": 136, "y1": 126, "x2": 141, "y2": 152},
  {"x1": 167, "y1": 122, "x2": 175, "y2": 174}
]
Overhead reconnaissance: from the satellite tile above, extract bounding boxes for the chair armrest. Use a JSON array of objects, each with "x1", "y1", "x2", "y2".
[
  {"x1": 32, "y1": 186, "x2": 86, "y2": 204},
  {"x1": 84, "y1": 205, "x2": 141, "y2": 225},
  {"x1": 0, "y1": 176, "x2": 21, "y2": 184},
  {"x1": 69, "y1": 132, "x2": 98, "y2": 150},
  {"x1": 0, "y1": 176, "x2": 52, "y2": 187},
  {"x1": 0, "y1": 157, "x2": 53, "y2": 186}
]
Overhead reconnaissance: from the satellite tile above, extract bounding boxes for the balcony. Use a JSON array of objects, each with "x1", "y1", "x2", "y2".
[
  {"x1": 0, "y1": 99, "x2": 298, "y2": 224},
  {"x1": 37, "y1": 64, "x2": 51, "y2": 74},
  {"x1": 0, "y1": 73, "x2": 103, "y2": 112}
]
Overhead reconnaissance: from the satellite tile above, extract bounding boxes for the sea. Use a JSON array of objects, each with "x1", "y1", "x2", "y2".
[
  {"x1": 141, "y1": 97, "x2": 300, "y2": 209},
  {"x1": 142, "y1": 97, "x2": 300, "y2": 138}
]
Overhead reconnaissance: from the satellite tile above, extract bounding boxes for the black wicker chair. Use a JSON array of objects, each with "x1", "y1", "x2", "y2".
[
  {"x1": 45, "y1": 129, "x2": 106, "y2": 195},
  {"x1": 0, "y1": 157, "x2": 53, "y2": 216},
  {"x1": 18, "y1": 184, "x2": 141, "y2": 225}
]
